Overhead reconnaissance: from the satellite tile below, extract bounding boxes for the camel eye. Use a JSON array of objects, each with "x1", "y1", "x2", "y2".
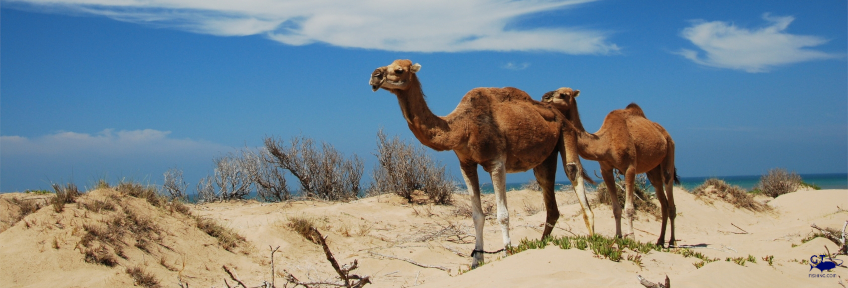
[{"x1": 395, "y1": 69, "x2": 404, "y2": 75}]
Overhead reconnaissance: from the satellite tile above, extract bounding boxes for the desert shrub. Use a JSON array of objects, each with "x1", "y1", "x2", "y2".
[
  {"x1": 8, "y1": 197, "x2": 43, "y2": 221},
  {"x1": 196, "y1": 217, "x2": 245, "y2": 252},
  {"x1": 212, "y1": 150, "x2": 258, "y2": 201},
  {"x1": 368, "y1": 130, "x2": 455, "y2": 204},
  {"x1": 51, "y1": 182, "x2": 81, "y2": 213},
  {"x1": 520, "y1": 179, "x2": 541, "y2": 192},
  {"x1": 287, "y1": 215, "x2": 319, "y2": 243},
  {"x1": 24, "y1": 189, "x2": 52, "y2": 194},
  {"x1": 117, "y1": 182, "x2": 164, "y2": 208},
  {"x1": 254, "y1": 148, "x2": 291, "y2": 202},
  {"x1": 757, "y1": 168, "x2": 802, "y2": 198},
  {"x1": 452, "y1": 197, "x2": 495, "y2": 218},
  {"x1": 691, "y1": 178, "x2": 768, "y2": 211},
  {"x1": 94, "y1": 179, "x2": 111, "y2": 189},
  {"x1": 800, "y1": 180, "x2": 822, "y2": 190},
  {"x1": 595, "y1": 171, "x2": 661, "y2": 219},
  {"x1": 265, "y1": 136, "x2": 363, "y2": 201},
  {"x1": 163, "y1": 167, "x2": 188, "y2": 201},
  {"x1": 126, "y1": 266, "x2": 160, "y2": 288},
  {"x1": 196, "y1": 176, "x2": 217, "y2": 203}
]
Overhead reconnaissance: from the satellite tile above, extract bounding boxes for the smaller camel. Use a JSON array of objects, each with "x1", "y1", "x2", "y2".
[{"x1": 542, "y1": 87, "x2": 680, "y2": 247}]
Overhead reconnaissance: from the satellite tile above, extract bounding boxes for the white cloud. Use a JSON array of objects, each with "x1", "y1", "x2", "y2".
[
  {"x1": 503, "y1": 62, "x2": 531, "y2": 70},
  {"x1": 676, "y1": 13, "x2": 841, "y2": 73},
  {"x1": 1, "y1": 129, "x2": 228, "y2": 157},
  {"x1": 6, "y1": 0, "x2": 619, "y2": 54}
]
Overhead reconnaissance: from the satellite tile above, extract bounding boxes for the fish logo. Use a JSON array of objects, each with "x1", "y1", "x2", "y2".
[{"x1": 810, "y1": 254, "x2": 843, "y2": 273}]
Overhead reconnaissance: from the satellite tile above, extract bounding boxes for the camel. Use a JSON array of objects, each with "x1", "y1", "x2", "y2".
[
  {"x1": 369, "y1": 60, "x2": 595, "y2": 267},
  {"x1": 542, "y1": 87, "x2": 680, "y2": 247}
]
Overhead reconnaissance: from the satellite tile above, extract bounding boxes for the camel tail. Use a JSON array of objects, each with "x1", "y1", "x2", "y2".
[
  {"x1": 673, "y1": 168, "x2": 681, "y2": 185},
  {"x1": 625, "y1": 103, "x2": 646, "y2": 118},
  {"x1": 582, "y1": 169, "x2": 597, "y2": 185}
]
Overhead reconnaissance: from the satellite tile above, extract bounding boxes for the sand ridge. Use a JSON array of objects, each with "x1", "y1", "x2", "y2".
[{"x1": 1, "y1": 188, "x2": 846, "y2": 287}]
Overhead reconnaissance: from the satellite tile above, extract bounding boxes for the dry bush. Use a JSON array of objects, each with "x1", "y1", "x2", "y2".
[
  {"x1": 213, "y1": 150, "x2": 257, "y2": 201},
  {"x1": 196, "y1": 176, "x2": 217, "y2": 203},
  {"x1": 757, "y1": 168, "x2": 802, "y2": 198},
  {"x1": 163, "y1": 167, "x2": 188, "y2": 201},
  {"x1": 8, "y1": 197, "x2": 43, "y2": 221},
  {"x1": 51, "y1": 182, "x2": 80, "y2": 213},
  {"x1": 127, "y1": 267, "x2": 159, "y2": 288},
  {"x1": 265, "y1": 136, "x2": 363, "y2": 201},
  {"x1": 127, "y1": 266, "x2": 160, "y2": 288},
  {"x1": 691, "y1": 178, "x2": 769, "y2": 211},
  {"x1": 596, "y1": 171, "x2": 661, "y2": 220},
  {"x1": 287, "y1": 215, "x2": 319, "y2": 243},
  {"x1": 195, "y1": 217, "x2": 246, "y2": 252},
  {"x1": 368, "y1": 130, "x2": 455, "y2": 204},
  {"x1": 253, "y1": 148, "x2": 291, "y2": 202},
  {"x1": 521, "y1": 179, "x2": 541, "y2": 191},
  {"x1": 117, "y1": 182, "x2": 164, "y2": 208},
  {"x1": 452, "y1": 197, "x2": 495, "y2": 218}
]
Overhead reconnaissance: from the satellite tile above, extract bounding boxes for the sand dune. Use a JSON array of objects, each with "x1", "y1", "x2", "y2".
[{"x1": 1, "y1": 188, "x2": 846, "y2": 287}]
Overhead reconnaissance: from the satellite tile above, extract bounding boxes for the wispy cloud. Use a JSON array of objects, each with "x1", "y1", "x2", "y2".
[
  {"x1": 6, "y1": 0, "x2": 619, "y2": 54},
  {"x1": 1, "y1": 129, "x2": 232, "y2": 191},
  {"x1": 1, "y1": 129, "x2": 228, "y2": 157},
  {"x1": 676, "y1": 13, "x2": 841, "y2": 73},
  {"x1": 502, "y1": 62, "x2": 531, "y2": 70}
]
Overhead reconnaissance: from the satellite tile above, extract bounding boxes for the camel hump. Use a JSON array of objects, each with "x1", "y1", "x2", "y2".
[{"x1": 625, "y1": 103, "x2": 646, "y2": 118}]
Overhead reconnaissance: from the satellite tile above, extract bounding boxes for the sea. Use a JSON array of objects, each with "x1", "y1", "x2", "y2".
[
  {"x1": 473, "y1": 173, "x2": 848, "y2": 194},
  {"x1": 173, "y1": 173, "x2": 847, "y2": 201}
]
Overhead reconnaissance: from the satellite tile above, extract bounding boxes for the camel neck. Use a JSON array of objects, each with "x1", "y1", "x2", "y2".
[
  {"x1": 392, "y1": 77, "x2": 453, "y2": 151},
  {"x1": 568, "y1": 103, "x2": 606, "y2": 160}
]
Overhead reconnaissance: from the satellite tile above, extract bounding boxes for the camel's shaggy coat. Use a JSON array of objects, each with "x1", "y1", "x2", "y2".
[
  {"x1": 543, "y1": 87, "x2": 679, "y2": 246},
  {"x1": 370, "y1": 60, "x2": 593, "y2": 267}
]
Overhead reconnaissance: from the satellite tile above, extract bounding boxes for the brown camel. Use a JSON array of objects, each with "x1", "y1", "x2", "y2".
[
  {"x1": 369, "y1": 60, "x2": 595, "y2": 267},
  {"x1": 542, "y1": 87, "x2": 680, "y2": 247}
]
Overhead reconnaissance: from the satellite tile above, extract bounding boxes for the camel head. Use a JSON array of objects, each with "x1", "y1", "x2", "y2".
[
  {"x1": 370, "y1": 59, "x2": 421, "y2": 92},
  {"x1": 542, "y1": 87, "x2": 580, "y2": 113}
]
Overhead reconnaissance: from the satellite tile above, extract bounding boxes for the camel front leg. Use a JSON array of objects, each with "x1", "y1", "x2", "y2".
[
  {"x1": 490, "y1": 160, "x2": 511, "y2": 256},
  {"x1": 459, "y1": 163, "x2": 485, "y2": 268},
  {"x1": 560, "y1": 134, "x2": 594, "y2": 235},
  {"x1": 624, "y1": 167, "x2": 637, "y2": 238}
]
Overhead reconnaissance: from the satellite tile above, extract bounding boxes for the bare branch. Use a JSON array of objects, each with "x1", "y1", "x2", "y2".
[
  {"x1": 369, "y1": 252, "x2": 450, "y2": 272},
  {"x1": 811, "y1": 222, "x2": 848, "y2": 255},
  {"x1": 638, "y1": 275, "x2": 669, "y2": 288},
  {"x1": 223, "y1": 265, "x2": 248, "y2": 288}
]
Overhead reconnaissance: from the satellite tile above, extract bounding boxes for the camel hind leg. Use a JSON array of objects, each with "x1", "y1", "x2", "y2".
[
  {"x1": 534, "y1": 152, "x2": 560, "y2": 240},
  {"x1": 664, "y1": 142, "x2": 678, "y2": 247},
  {"x1": 489, "y1": 160, "x2": 511, "y2": 256},
  {"x1": 600, "y1": 165, "x2": 623, "y2": 238},
  {"x1": 647, "y1": 168, "x2": 669, "y2": 247}
]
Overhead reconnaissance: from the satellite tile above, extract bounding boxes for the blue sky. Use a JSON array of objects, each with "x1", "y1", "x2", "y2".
[{"x1": 1, "y1": 0, "x2": 846, "y2": 192}]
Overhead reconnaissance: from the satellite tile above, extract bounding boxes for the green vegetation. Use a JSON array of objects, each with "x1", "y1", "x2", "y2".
[
  {"x1": 24, "y1": 189, "x2": 52, "y2": 194},
  {"x1": 506, "y1": 234, "x2": 729, "y2": 269}
]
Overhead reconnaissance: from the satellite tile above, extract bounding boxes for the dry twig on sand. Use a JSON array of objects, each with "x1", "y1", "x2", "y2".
[
  {"x1": 810, "y1": 221, "x2": 848, "y2": 255},
  {"x1": 286, "y1": 228, "x2": 371, "y2": 288},
  {"x1": 222, "y1": 265, "x2": 248, "y2": 288},
  {"x1": 369, "y1": 252, "x2": 450, "y2": 272},
  {"x1": 638, "y1": 275, "x2": 670, "y2": 288}
]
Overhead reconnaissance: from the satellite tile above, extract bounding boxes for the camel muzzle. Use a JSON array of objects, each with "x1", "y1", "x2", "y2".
[{"x1": 370, "y1": 68, "x2": 387, "y2": 92}]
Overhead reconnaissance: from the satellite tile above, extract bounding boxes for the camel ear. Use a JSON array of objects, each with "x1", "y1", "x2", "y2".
[
  {"x1": 410, "y1": 63, "x2": 421, "y2": 73},
  {"x1": 573, "y1": 90, "x2": 580, "y2": 98}
]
